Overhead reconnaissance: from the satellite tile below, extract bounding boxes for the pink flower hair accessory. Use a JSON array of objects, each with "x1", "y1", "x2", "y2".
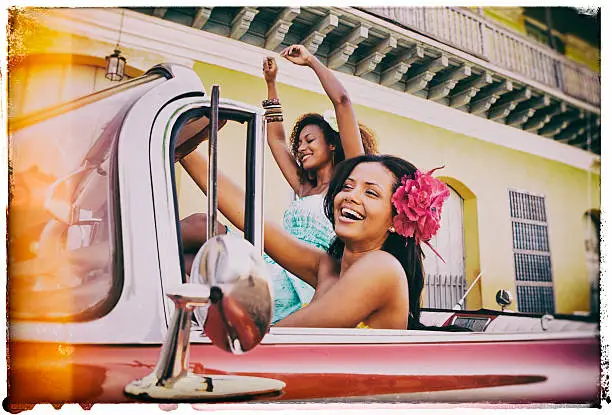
[{"x1": 391, "y1": 166, "x2": 450, "y2": 262}]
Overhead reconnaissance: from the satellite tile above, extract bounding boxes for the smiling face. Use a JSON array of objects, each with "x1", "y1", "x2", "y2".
[
  {"x1": 333, "y1": 162, "x2": 396, "y2": 249},
  {"x1": 297, "y1": 124, "x2": 334, "y2": 171}
]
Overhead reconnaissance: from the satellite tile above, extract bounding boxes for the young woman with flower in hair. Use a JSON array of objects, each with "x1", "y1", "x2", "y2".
[
  {"x1": 180, "y1": 151, "x2": 450, "y2": 329},
  {"x1": 180, "y1": 44, "x2": 377, "y2": 324},
  {"x1": 259, "y1": 44, "x2": 378, "y2": 323}
]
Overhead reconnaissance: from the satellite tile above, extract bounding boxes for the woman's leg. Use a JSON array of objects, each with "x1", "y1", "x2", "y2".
[
  {"x1": 180, "y1": 213, "x2": 227, "y2": 274},
  {"x1": 180, "y1": 213, "x2": 227, "y2": 251}
]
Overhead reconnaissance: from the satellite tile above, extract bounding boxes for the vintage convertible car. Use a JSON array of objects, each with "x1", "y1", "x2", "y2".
[{"x1": 6, "y1": 64, "x2": 601, "y2": 409}]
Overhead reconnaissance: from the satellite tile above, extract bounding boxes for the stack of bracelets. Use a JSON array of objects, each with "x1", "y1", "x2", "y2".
[{"x1": 262, "y1": 98, "x2": 283, "y2": 123}]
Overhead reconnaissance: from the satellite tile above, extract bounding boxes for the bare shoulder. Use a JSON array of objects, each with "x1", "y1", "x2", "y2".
[
  {"x1": 349, "y1": 250, "x2": 406, "y2": 284},
  {"x1": 341, "y1": 251, "x2": 407, "y2": 307},
  {"x1": 357, "y1": 250, "x2": 403, "y2": 272}
]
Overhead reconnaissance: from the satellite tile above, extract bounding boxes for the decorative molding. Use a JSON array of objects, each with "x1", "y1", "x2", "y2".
[
  {"x1": 539, "y1": 119, "x2": 570, "y2": 137},
  {"x1": 569, "y1": 118, "x2": 601, "y2": 146},
  {"x1": 35, "y1": 8, "x2": 599, "y2": 171},
  {"x1": 469, "y1": 80, "x2": 512, "y2": 114},
  {"x1": 470, "y1": 96, "x2": 498, "y2": 115},
  {"x1": 449, "y1": 71, "x2": 493, "y2": 108},
  {"x1": 505, "y1": 108, "x2": 535, "y2": 126},
  {"x1": 380, "y1": 44, "x2": 424, "y2": 87},
  {"x1": 153, "y1": 8, "x2": 167, "y2": 18},
  {"x1": 230, "y1": 7, "x2": 259, "y2": 40},
  {"x1": 555, "y1": 122, "x2": 586, "y2": 143},
  {"x1": 355, "y1": 35, "x2": 397, "y2": 77},
  {"x1": 522, "y1": 114, "x2": 550, "y2": 132},
  {"x1": 570, "y1": 130, "x2": 600, "y2": 148},
  {"x1": 488, "y1": 101, "x2": 518, "y2": 121},
  {"x1": 488, "y1": 87, "x2": 531, "y2": 120},
  {"x1": 428, "y1": 64, "x2": 472, "y2": 101},
  {"x1": 523, "y1": 102, "x2": 566, "y2": 132},
  {"x1": 405, "y1": 55, "x2": 448, "y2": 93},
  {"x1": 540, "y1": 109, "x2": 584, "y2": 137},
  {"x1": 328, "y1": 23, "x2": 370, "y2": 69},
  {"x1": 264, "y1": 7, "x2": 300, "y2": 50},
  {"x1": 506, "y1": 95, "x2": 550, "y2": 126},
  {"x1": 192, "y1": 7, "x2": 213, "y2": 30},
  {"x1": 301, "y1": 13, "x2": 339, "y2": 55}
]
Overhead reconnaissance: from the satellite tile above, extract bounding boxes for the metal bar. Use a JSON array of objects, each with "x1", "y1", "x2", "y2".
[
  {"x1": 447, "y1": 274, "x2": 457, "y2": 307},
  {"x1": 207, "y1": 85, "x2": 220, "y2": 241},
  {"x1": 436, "y1": 275, "x2": 439, "y2": 308},
  {"x1": 428, "y1": 275, "x2": 432, "y2": 308},
  {"x1": 443, "y1": 275, "x2": 449, "y2": 308},
  {"x1": 454, "y1": 272, "x2": 482, "y2": 309},
  {"x1": 243, "y1": 106, "x2": 266, "y2": 257},
  {"x1": 244, "y1": 116, "x2": 256, "y2": 245},
  {"x1": 253, "y1": 113, "x2": 266, "y2": 256}
]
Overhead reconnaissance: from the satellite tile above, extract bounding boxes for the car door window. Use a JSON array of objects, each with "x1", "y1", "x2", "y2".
[{"x1": 9, "y1": 74, "x2": 165, "y2": 321}]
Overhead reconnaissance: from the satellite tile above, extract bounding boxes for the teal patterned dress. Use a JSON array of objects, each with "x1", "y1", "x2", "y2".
[{"x1": 265, "y1": 194, "x2": 335, "y2": 324}]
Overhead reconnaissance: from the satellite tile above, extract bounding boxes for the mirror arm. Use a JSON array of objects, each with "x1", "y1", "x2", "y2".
[
  {"x1": 207, "y1": 85, "x2": 220, "y2": 242},
  {"x1": 124, "y1": 284, "x2": 284, "y2": 401}
]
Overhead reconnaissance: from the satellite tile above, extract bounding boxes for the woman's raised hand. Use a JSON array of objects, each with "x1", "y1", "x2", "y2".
[
  {"x1": 262, "y1": 56, "x2": 278, "y2": 83},
  {"x1": 280, "y1": 44, "x2": 314, "y2": 67}
]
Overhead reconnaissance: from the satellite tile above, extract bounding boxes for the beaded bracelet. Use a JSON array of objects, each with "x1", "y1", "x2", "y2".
[
  {"x1": 266, "y1": 115, "x2": 284, "y2": 123},
  {"x1": 262, "y1": 98, "x2": 280, "y2": 108},
  {"x1": 264, "y1": 104, "x2": 282, "y2": 111},
  {"x1": 264, "y1": 108, "x2": 283, "y2": 116}
]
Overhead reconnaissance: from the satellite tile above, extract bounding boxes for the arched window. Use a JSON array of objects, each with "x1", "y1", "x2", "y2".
[{"x1": 423, "y1": 186, "x2": 465, "y2": 309}]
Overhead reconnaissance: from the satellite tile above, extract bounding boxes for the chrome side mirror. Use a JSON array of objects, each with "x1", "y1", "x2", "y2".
[
  {"x1": 124, "y1": 280, "x2": 282, "y2": 401},
  {"x1": 495, "y1": 289, "x2": 513, "y2": 312},
  {"x1": 190, "y1": 234, "x2": 272, "y2": 353}
]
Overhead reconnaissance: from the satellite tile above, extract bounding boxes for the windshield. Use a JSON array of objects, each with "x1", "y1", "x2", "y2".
[{"x1": 8, "y1": 74, "x2": 165, "y2": 321}]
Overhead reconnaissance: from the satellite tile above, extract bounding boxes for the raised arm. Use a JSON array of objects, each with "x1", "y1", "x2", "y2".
[
  {"x1": 281, "y1": 45, "x2": 364, "y2": 159},
  {"x1": 262, "y1": 57, "x2": 302, "y2": 193},
  {"x1": 275, "y1": 251, "x2": 409, "y2": 329},
  {"x1": 180, "y1": 150, "x2": 322, "y2": 287}
]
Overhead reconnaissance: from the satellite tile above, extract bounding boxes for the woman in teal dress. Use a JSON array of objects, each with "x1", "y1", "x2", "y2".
[
  {"x1": 263, "y1": 194, "x2": 335, "y2": 322},
  {"x1": 261, "y1": 45, "x2": 377, "y2": 322},
  {"x1": 180, "y1": 44, "x2": 377, "y2": 323}
]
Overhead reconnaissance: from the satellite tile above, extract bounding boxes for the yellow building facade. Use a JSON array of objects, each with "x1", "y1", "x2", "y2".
[
  {"x1": 8, "y1": 7, "x2": 601, "y2": 315},
  {"x1": 177, "y1": 60, "x2": 600, "y2": 313}
]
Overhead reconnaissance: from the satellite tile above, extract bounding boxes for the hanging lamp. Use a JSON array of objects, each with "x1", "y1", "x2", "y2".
[{"x1": 105, "y1": 9, "x2": 127, "y2": 81}]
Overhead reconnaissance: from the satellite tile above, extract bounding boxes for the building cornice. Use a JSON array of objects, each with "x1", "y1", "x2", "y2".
[{"x1": 33, "y1": 8, "x2": 599, "y2": 172}]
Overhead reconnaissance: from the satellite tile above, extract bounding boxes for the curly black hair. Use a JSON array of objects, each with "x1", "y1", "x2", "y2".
[{"x1": 289, "y1": 113, "x2": 378, "y2": 186}]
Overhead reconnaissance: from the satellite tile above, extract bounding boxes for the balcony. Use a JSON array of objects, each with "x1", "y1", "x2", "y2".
[
  {"x1": 365, "y1": 7, "x2": 600, "y2": 107},
  {"x1": 131, "y1": 6, "x2": 601, "y2": 155}
]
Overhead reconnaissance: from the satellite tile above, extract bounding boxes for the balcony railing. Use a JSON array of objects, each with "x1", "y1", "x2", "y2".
[
  {"x1": 425, "y1": 274, "x2": 467, "y2": 310},
  {"x1": 365, "y1": 7, "x2": 600, "y2": 107}
]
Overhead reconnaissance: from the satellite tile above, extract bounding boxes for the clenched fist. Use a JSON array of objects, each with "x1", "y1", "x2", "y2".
[
  {"x1": 262, "y1": 56, "x2": 278, "y2": 84},
  {"x1": 280, "y1": 44, "x2": 315, "y2": 67}
]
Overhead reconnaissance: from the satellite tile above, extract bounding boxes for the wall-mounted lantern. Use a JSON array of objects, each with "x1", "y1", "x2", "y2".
[{"x1": 105, "y1": 10, "x2": 127, "y2": 81}]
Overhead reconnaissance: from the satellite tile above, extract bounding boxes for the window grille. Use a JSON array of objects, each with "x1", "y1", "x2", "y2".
[
  {"x1": 517, "y1": 286, "x2": 555, "y2": 314},
  {"x1": 509, "y1": 189, "x2": 554, "y2": 314}
]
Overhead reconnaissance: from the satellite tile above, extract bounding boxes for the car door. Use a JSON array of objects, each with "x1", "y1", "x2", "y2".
[{"x1": 9, "y1": 64, "x2": 205, "y2": 345}]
